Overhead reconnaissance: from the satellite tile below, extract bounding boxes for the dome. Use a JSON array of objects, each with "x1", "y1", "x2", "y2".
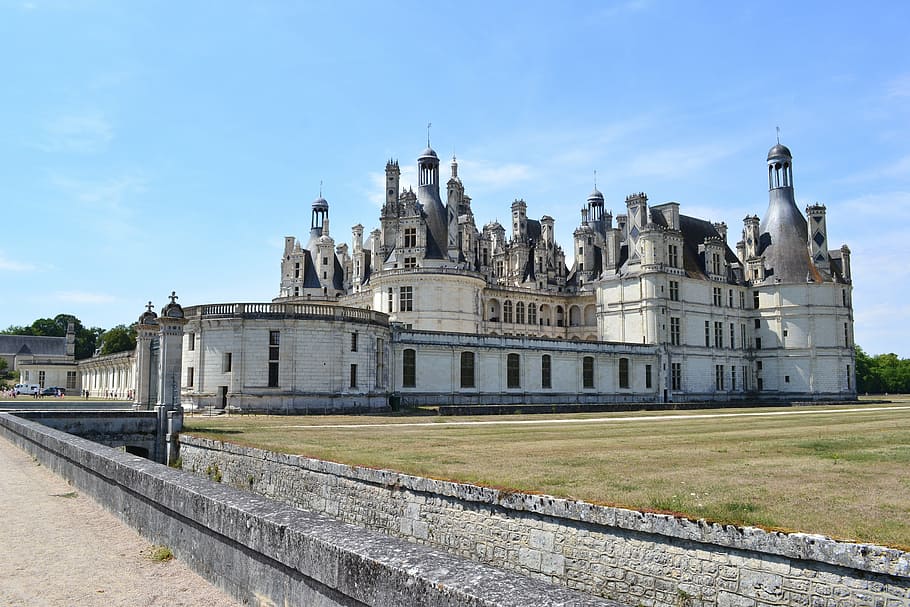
[
  {"x1": 312, "y1": 196, "x2": 329, "y2": 210},
  {"x1": 419, "y1": 146, "x2": 438, "y2": 159},
  {"x1": 587, "y1": 188, "x2": 604, "y2": 203},
  {"x1": 767, "y1": 143, "x2": 792, "y2": 161},
  {"x1": 137, "y1": 302, "x2": 158, "y2": 326}
]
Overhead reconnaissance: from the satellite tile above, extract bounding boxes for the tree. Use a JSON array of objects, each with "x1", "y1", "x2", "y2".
[
  {"x1": 98, "y1": 324, "x2": 137, "y2": 356},
  {"x1": 2, "y1": 314, "x2": 104, "y2": 359},
  {"x1": 0, "y1": 357, "x2": 8, "y2": 378}
]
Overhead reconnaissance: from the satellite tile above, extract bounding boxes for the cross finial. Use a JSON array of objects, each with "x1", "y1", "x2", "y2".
[
  {"x1": 776, "y1": 126, "x2": 781, "y2": 144},
  {"x1": 427, "y1": 122, "x2": 432, "y2": 147},
  {"x1": 169, "y1": 291, "x2": 178, "y2": 304},
  {"x1": 146, "y1": 301, "x2": 154, "y2": 313}
]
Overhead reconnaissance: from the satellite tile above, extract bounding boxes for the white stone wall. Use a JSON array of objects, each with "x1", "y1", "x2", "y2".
[{"x1": 181, "y1": 437, "x2": 910, "y2": 607}]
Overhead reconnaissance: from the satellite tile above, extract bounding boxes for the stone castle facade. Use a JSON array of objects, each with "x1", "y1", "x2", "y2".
[{"x1": 171, "y1": 139, "x2": 855, "y2": 411}]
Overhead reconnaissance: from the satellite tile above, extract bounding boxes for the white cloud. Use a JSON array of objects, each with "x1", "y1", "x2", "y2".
[
  {"x1": 840, "y1": 156, "x2": 910, "y2": 184},
  {"x1": 36, "y1": 111, "x2": 114, "y2": 153},
  {"x1": 838, "y1": 191, "x2": 910, "y2": 220},
  {"x1": 53, "y1": 291, "x2": 117, "y2": 304},
  {"x1": 0, "y1": 252, "x2": 36, "y2": 272}
]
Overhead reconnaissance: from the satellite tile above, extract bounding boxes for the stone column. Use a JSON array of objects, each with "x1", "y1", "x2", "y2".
[
  {"x1": 134, "y1": 302, "x2": 159, "y2": 410},
  {"x1": 155, "y1": 292, "x2": 187, "y2": 465}
]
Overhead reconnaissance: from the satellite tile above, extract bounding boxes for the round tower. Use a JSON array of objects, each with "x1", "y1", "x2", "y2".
[{"x1": 757, "y1": 142, "x2": 809, "y2": 283}]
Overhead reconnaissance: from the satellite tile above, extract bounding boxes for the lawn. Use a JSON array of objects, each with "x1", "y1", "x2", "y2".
[{"x1": 183, "y1": 397, "x2": 910, "y2": 549}]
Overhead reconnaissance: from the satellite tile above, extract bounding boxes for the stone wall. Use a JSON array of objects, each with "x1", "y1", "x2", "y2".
[
  {"x1": 0, "y1": 412, "x2": 620, "y2": 607},
  {"x1": 179, "y1": 436, "x2": 910, "y2": 607}
]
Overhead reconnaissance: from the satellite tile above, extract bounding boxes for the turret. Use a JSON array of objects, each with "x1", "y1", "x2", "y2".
[
  {"x1": 511, "y1": 199, "x2": 527, "y2": 241},
  {"x1": 806, "y1": 203, "x2": 830, "y2": 271},
  {"x1": 757, "y1": 143, "x2": 810, "y2": 283},
  {"x1": 624, "y1": 192, "x2": 649, "y2": 264}
]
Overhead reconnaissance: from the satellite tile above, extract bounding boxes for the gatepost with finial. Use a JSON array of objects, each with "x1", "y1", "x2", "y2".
[
  {"x1": 156, "y1": 291, "x2": 188, "y2": 465},
  {"x1": 134, "y1": 301, "x2": 160, "y2": 410}
]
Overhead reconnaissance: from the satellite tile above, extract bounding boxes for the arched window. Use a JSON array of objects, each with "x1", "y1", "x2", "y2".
[
  {"x1": 402, "y1": 349, "x2": 416, "y2": 388},
  {"x1": 516, "y1": 302, "x2": 525, "y2": 324},
  {"x1": 460, "y1": 352, "x2": 475, "y2": 388},
  {"x1": 503, "y1": 300, "x2": 513, "y2": 323}
]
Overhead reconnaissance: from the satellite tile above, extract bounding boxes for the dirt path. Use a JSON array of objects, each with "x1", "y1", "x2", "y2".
[{"x1": 0, "y1": 436, "x2": 241, "y2": 607}]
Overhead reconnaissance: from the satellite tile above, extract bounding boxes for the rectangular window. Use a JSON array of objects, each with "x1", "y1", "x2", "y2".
[
  {"x1": 351, "y1": 332, "x2": 358, "y2": 352},
  {"x1": 844, "y1": 323, "x2": 849, "y2": 346},
  {"x1": 713, "y1": 287, "x2": 722, "y2": 306},
  {"x1": 188, "y1": 333, "x2": 195, "y2": 351},
  {"x1": 670, "y1": 317, "x2": 681, "y2": 346},
  {"x1": 753, "y1": 291, "x2": 760, "y2": 309},
  {"x1": 66, "y1": 371, "x2": 77, "y2": 390},
  {"x1": 583, "y1": 356, "x2": 594, "y2": 389},
  {"x1": 755, "y1": 337, "x2": 762, "y2": 350},
  {"x1": 715, "y1": 364, "x2": 724, "y2": 391},
  {"x1": 187, "y1": 367, "x2": 194, "y2": 388},
  {"x1": 541, "y1": 355, "x2": 552, "y2": 389},
  {"x1": 376, "y1": 338, "x2": 385, "y2": 388},
  {"x1": 528, "y1": 305, "x2": 537, "y2": 326},
  {"x1": 847, "y1": 365, "x2": 851, "y2": 390},
  {"x1": 714, "y1": 321, "x2": 723, "y2": 348},
  {"x1": 671, "y1": 362, "x2": 682, "y2": 391},
  {"x1": 268, "y1": 330, "x2": 280, "y2": 387},
  {"x1": 38, "y1": 370, "x2": 45, "y2": 388},
  {"x1": 730, "y1": 323, "x2": 735, "y2": 349},
  {"x1": 294, "y1": 262, "x2": 300, "y2": 278},
  {"x1": 400, "y1": 286, "x2": 413, "y2": 312},
  {"x1": 645, "y1": 364, "x2": 652, "y2": 389},
  {"x1": 668, "y1": 244, "x2": 679, "y2": 268},
  {"x1": 402, "y1": 349, "x2": 416, "y2": 388},
  {"x1": 387, "y1": 288, "x2": 394, "y2": 313},
  {"x1": 403, "y1": 227, "x2": 417, "y2": 248},
  {"x1": 669, "y1": 280, "x2": 679, "y2": 301},
  {"x1": 460, "y1": 352, "x2": 475, "y2": 388},
  {"x1": 619, "y1": 357, "x2": 630, "y2": 389},
  {"x1": 350, "y1": 364, "x2": 357, "y2": 388},
  {"x1": 403, "y1": 257, "x2": 417, "y2": 269},
  {"x1": 731, "y1": 366, "x2": 737, "y2": 390},
  {"x1": 507, "y1": 353, "x2": 521, "y2": 389},
  {"x1": 741, "y1": 324, "x2": 747, "y2": 350},
  {"x1": 728, "y1": 289, "x2": 734, "y2": 307},
  {"x1": 705, "y1": 320, "x2": 710, "y2": 347},
  {"x1": 754, "y1": 318, "x2": 760, "y2": 329},
  {"x1": 224, "y1": 352, "x2": 232, "y2": 372},
  {"x1": 740, "y1": 291, "x2": 745, "y2": 309}
]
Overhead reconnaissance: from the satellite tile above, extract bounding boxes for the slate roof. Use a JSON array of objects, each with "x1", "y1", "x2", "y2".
[{"x1": 0, "y1": 335, "x2": 68, "y2": 357}]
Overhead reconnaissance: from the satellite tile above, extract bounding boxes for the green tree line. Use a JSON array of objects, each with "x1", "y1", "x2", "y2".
[
  {"x1": 1, "y1": 314, "x2": 136, "y2": 360},
  {"x1": 854, "y1": 346, "x2": 910, "y2": 394}
]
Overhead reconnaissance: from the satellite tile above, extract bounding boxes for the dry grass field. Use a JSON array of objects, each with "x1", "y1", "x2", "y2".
[{"x1": 183, "y1": 397, "x2": 910, "y2": 549}]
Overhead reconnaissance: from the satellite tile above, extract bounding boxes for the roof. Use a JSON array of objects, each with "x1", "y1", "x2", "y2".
[{"x1": 0, "y1": 335, "x2": 68, "y2": 358}]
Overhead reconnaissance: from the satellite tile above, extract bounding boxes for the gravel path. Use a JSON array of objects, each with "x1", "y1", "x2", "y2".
[{"x1": 0, "y1": 436, "x2": 241, "y2": 607}]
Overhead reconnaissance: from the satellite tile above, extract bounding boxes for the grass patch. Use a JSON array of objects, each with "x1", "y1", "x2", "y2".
[
  {"x1": 183, "y1": 400, "x2": 910, "y2": 548},
  {"x1": 149, "y1": 545, "x2": 174, "y2": 562},
  {"x1": 51, "y1": 491, "x2": 78, "y2": 499}
]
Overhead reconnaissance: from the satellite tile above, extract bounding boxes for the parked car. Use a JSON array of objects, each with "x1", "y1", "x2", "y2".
[{"x1": 40, "y1": 386, "x2": 65, "y2": 396}]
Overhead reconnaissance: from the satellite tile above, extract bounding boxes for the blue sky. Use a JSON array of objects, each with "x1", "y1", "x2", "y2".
[{"x1": 1, "y1": 1, "x2": 908, "y2": 357}]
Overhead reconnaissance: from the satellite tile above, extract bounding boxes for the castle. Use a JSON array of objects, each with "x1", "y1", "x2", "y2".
[{"x1": 22, "y1": 139, "x2": 856, "y2": 410}]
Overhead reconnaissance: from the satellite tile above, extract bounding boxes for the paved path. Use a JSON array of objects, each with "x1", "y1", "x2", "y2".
[
  {"x1": 0, "y1": 436, "x2": 240, "y2": 607},
  {"x1": 285, "y1": 405, "x2": 910, "y2": 429}
]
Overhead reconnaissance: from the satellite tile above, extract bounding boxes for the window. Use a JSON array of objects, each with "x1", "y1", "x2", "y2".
[
  {"x1": 187, "y1": 367, "x2": 194, "y2": 388},
  {"x1": 387, "y1": 288, "x2": 393, "y2": 312},
  {"x1": 785, "y1": 375, "x2": 790, "y2": 383},
  {"x1": 847, "y1": 365, "x2": 851, "y2": 390},
  {"x1": 403, "y1": 257, "x2": 417, "y2": 269},
  {"x1": 730, "y1": 323, "x2": 735, "y2": 349},
  {"x1": 268, "y1": 330, "x2": 280, "y2": 387},
  {"x1": 403, "y1": 227, "x2": 417, "y2": 248},
  {"x1": 741, "y1": 324, "x2": 747, "y2": 350},
  {"x1": 713, "y1": 287, "x2": 722, "y2": 306},
  {"x1": 224, "y1": 352, "x2": 232, "y2": 372},
  {"x1": 541, "y1": 355, "x2": 551, "y2": 389},
  {"x1": 294, "y1": 262, "x2": 300, "y2": 278},
  {"x1": 350, "y1": 364, "x2": 357, "y2": 388},
  {"x1": 670, "y1": 317, "x2": 681, "y2": 346},
  {"x1": 842, "y1": 290, "x2": 847, "y2": 307},
  {"x1": 376, "y1": 338, "x2": 385, "y2": 388},
  {"x1": 668, "y1": 244, "x2": 679, "y2": 268},
  {"x1": 528, "y1": 304, "x2": 537, "y2": 326},
  {"x1": 671, "y1": 362, "x2": 682, "y2": 391},
  {"x1": 754, "y1": 318, "x2": 760, "y2": 329},
  {"x1": 714, "y1": 321, "x2": 723, "y2": 348},
  {"x1": 460, "y1": 352, "x2": 475, "y2": 388},
  {"x1": 583, "y1": 356, "x2": 594, "y2": 389},
  {"x1": 731, "y1": 366, "x2": 737, "y2": 390},
  {"x1": 402, "y1": 349, "x2": 416, "y2": 388},
  {"x1": 712, "y1": 253, "x2": 722, "y2": 275},
  {"x1": 715, "y1": 365, "x2": 724, "y2": 390},
  {"x1": 38, "y1": 370, "x2": 45, "y2": 388},
  {"x1": 516, "y1": 301, "x2": 525, "y2": 324},
  {"x1": 704, "y1": 321, "x2": 710, "y2": 347},
  {"x1": 645, "y1": 364, "x2": 652, "y2": 389},
  {"x1": 844, "y1": 323, "x2": 849, "y2": 346},
  {"x1": 188, "y1": 333, "x2": 195, "y2": 351},
  {"x1": 728, "y1": 289, "x2": 734, "y2": 307},
  {"x1": 669, "y1": 280, "x2": 679, "y2": 301},
  {"x1": 503, "y1": 300, "x2": 513, "y2": 323},
  {"x1": 66, "y1": 371, "x2": 77, "y2": 390},
  {"x1": 351, "y1": 332, "x2": 358, "y2": 352},
  {"x1": 507, "y1": 353, "x2": 521, "y2": 388},
  {"x1": 755, "y1": 337, "x2": 762, "y2": 350},
  {"x1": 753, "y1": 291, "x2": 760, "y2": 309},
  {"x1": 619, "y1": 357, "x2": 630, "y2": 389},
  {"x1": 740, "y1": 291, "x2": 745, "y2": 309},
  {"x1": 400, "y1": 286, "x2": 413, "y2": 311}
]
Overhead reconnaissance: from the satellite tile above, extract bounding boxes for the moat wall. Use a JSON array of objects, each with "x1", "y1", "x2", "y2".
[
  {"x1": 180, "y1": 435, "x2": 910, "y2": 607},
  {"x1": 0, "y1": 412, "x2": 620, "y2": 607}
]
